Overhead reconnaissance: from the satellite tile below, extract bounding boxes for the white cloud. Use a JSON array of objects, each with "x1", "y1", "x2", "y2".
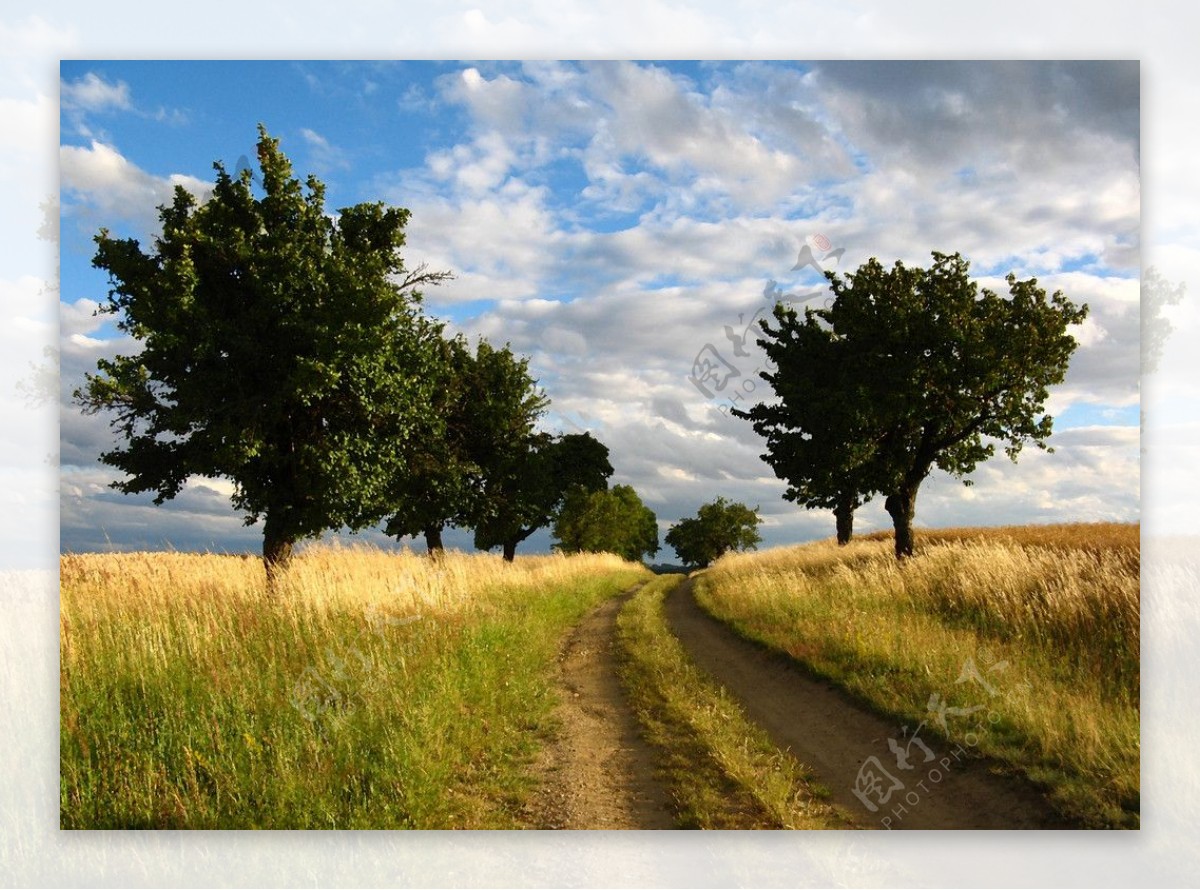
[
  {"x1": 59, "y1": 140, "x2": 211, "y2": 237},
  {"x1": 60, "y1": 71, "x2": 130, "y2": 112},
  {"x1": 59, "y1": 297, "x2": 104, "y2": 339},
  {"x1": 298, "y1": 125, "x2": 350, "y2": 172}
]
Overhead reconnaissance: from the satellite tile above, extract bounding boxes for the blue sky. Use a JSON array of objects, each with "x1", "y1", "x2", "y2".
[{"x1": 58, "y1": 60, "x2": 1142, "y2": 559}]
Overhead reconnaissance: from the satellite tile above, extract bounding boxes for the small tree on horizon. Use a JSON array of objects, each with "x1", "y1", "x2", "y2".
[
  {"x1": 552, "y1": 483, "x2": 659, "y2": 563},
  {"x1": 665, "y1": 497, "x2": 762, "y2": 569}
]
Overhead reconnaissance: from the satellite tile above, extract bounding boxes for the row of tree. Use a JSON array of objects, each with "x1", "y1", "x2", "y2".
[
  {"x1": 75, "y1": 127, "x2": 766, "y2": 576},
  {"x1": 736, "y1": 252, "x2": 1088, "y2": 558},
  {"x1": 551, "y1": 489, "x2": 763, "y2": 568},
  {"x1": 75, "y1": 128, "x2": 619, "y2": 576}
]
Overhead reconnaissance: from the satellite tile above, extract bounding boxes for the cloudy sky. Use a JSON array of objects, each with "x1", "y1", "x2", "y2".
[{"x1": 58, "y1": 60, "x2": 1141, "y2": 559}]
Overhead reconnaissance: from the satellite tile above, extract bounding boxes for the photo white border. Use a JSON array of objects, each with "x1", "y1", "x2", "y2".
[{"x1": 4, "y1": 2, "x2": 1197, "y2": 885}]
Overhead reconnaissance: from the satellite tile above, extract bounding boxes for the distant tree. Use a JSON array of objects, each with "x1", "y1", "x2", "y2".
[
  {"x1": 474, "y1": 431, "x2": 614, "y2": 561},
  {"x1": 553, "y1": 483, "x2": 659, "y2": 563},
  {"x1": 665, "y1": 497, "x2": 762, "y2": 568},
  {"x1": 74, "y1": 126, "x2": 450, "y2": 581},
  {"x1": 749, "y1": 252, "x2": 1088, "y2": 559}
]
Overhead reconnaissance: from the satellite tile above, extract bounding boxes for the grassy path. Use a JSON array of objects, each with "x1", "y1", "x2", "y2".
[{"x1": 615, "y1": 575, "x2": 850, "y2": 829}]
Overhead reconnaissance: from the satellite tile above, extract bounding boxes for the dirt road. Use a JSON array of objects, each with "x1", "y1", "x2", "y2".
[
  {"x1": 664, "y1": 577, "x2": 1070, "y2": 830},
  {"x1": 526, "y1": 587, "x2": 675, "y2": 829}
]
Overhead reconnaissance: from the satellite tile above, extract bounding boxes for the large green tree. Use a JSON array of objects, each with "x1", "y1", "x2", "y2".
[
  {"x1": 553, "y1": 483, "x2": 659, "y2": 563},
  {"x1": 665, "y1": 497, "x2": 762, "y2": 569},
  {"x1": 748, "y1": 252, "x2": 1088, "y2": 559},
  {"x1": 75, "y1": 127, "x2": 450, "y2": 579}
]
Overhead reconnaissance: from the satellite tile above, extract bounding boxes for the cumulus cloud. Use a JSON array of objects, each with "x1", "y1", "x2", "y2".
[
  {"x1": 60, "y1": 140, "x2": 211, "y2": 238},
  {"x1": 60, "y1": 72, "x2": 130, "y2": 113}
]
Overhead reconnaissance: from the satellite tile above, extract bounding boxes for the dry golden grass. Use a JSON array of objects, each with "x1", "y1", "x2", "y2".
[
  {"x1": 61, "y1": 544, "x2": 647, "y2": 829},
  {"x1": 858, "y1": 521, "x2": 1139, "y2": 556},
  {"x1": 62, "y1": 543, "x2": 634, "y2": 618},
  {"x1": 696, "y1": 523, "x2": 1139, "y2": 828}
]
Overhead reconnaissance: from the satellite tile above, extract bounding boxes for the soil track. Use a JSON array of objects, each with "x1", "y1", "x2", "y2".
[
  {"x1": 664, "y1": 577, "x2": 1071, "y2": 830},
  {"x1": 526, "y1": 587, "x2": 674, "y2": 829}
]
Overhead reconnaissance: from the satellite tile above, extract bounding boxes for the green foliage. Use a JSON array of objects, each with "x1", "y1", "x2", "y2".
[
  {"x1": 473, "y1": 431, "x2": 614, "y2": 560},
  {"x1": 734, "y1": 297, "x2": 876, "y2": 543},
  {"x1": 74, "y1": 126, "x2": 450, "y2": 570},
  {"x1": 741, "y1": 251, "x2": 1088, "y2": 557},
  {"x1": 383, "y1": 337, "x2": 537, "y2": 552},
  {"x1": 375, "y1": 315, "x2": 615, "y2": 562},
  {"x1": 552, "y1": 484, "x2": 659, "y2": 562},
  {"x1": 665, "y1": 497, "x2": 762, "y2": 568}
]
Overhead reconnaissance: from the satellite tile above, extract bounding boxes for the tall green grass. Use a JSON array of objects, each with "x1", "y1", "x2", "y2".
[
  {"x1": 61, "y1": 545, "x2": 648, "y2": 829},
  {"x1": 695, "y1": 524, "x2": 1139, "y2": 829}
]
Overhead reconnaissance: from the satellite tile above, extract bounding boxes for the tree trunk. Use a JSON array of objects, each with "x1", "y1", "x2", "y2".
[
  {"x1": 884, "y1": 487, "x2": 918, "y2": 560},
  {"x1": 834, "y1": 496, "x2": 855, "y2": 546},
  {"x1": 262, "y1": 514, "x2": 295, "y2": 588},
  {"x1": 502, "y1": 539, "x2": 517, "y2": 562},
  {"x1": 424, "y1": 525, "x2": 445, "y2": 557}
]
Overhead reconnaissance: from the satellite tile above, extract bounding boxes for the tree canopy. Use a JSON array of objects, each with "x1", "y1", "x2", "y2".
[
  {"x1": 552, "y1": 483, "x2": 659, "y2": 563},
  {"x1": 384, "y1": 336, "x2": 538, "y2": 555},
  {"x1": 473, "y1": 431, "x2": 614, "y2": 561},
  {"x1": 665, "y1": 497, "x2": 762, "y2": 568},
  {"x1": 739, "y1": 251, "x2": 1088, "y2": 558},
  {"x1": 75, "y1": 126, "x2": 450, "y2": 577},
  {"x1": 734, "y1": 300, "x2": 878, "y2": 545}
]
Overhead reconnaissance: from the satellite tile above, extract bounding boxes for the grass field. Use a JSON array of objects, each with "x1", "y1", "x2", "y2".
[
  {"x1": 60, "y1": 544, "x2": 648, "y2": 829},
  {"x1": 694, "y1": 523, "x2": 1139, "y2": 829}
]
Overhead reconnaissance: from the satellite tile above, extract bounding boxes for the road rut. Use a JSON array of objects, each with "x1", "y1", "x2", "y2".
[
  {"x1": 527, "y1": 588, "x2": 674, "y2": 829},
  {"x1": 664, "y1": 577, "x2": 1070, "y2": 830}
]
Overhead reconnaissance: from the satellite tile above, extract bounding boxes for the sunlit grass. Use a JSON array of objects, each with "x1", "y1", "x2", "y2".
[
  {"x1": 61, "y1": 544, "x2": 649, "y2": 829},
  {"x1": 695, "y1": 523, "x2": 1139, "y2": 829},
  {"x1": 615, "y1": 576, "x2": 850, "y2": 829}
]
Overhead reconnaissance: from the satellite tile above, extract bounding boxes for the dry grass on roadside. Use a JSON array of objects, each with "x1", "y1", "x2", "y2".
[
  {"x1": 695, "y1": 523, "x2": 1139, "y2": 829},
  {"x1": 61, "y1": 544, "x2": 647, "y2": 829}
]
